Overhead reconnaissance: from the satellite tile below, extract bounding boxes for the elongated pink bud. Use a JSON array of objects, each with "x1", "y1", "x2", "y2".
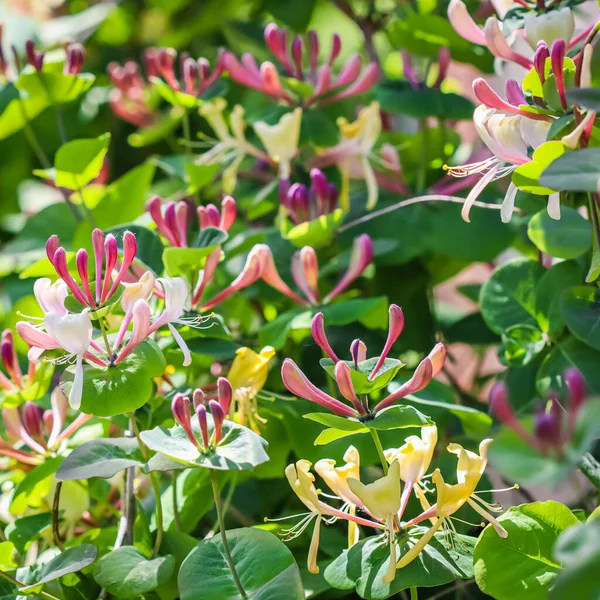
[
  {"x1": 196, "y1": 404, "x2": 210, "y2": 449},
  {"x1": 254, "y1": 245, "x2": 309, "y2": 305},
  {"x1": 312, "y1": 65, "x2": 331, "y2": 98},
  {"x1": 292, "y1": 37, "x2": 304, "y2": 79},
  {"x1": 182, "y1": 57, "x2": 198, "y2": 95},
  {"x1": 261, "y1": 62, "x2": 284, "y2": 98},
  {"x1": 291, "y1": 249, "x2": 319, "y2": 304},
  {"x1": 534, "y1": 42, "x2": 549, "y2": 85},
  {"x1": 175, "y1": 202, "x2": 188, "y2": 247},
  {"x1": 328, "y1": 34, "x2": 341, "y2": 66},
  {"x1": 172, "y1": 394, "x2": 198, "y2": 447},
  {"x1": 46, "y1": 235, "x2": 60, "y2": 263},
  {"x1": 52, "y1": 247, "x2": 89, "y2": 307},
  {"x1": 369, "y1": 304, "x2": 405, "y2": 380},
  {"x1": 22, "y1": 401, "x2": 44, "y2": 442},
  {"x1": 1, "y1": 340, "x2": 17, "y2": 383},
  {"x1": 223, "y1": 52, "x2": 263, "y2": 89},
  {"x1": 334, "y1": 361, "x2": 366, "y2": 414},
  {"x1": 193, "y1": 388, "x2": 206, "y2": 409},
  {"x1": 448, "y1": 0, "x2": 486, "y2": 45},
  {"x1": 308, "y1": 30, "x2": 319, "y2": 78},
  {"x1": 158, "y1": 47, "x2": 179, "y2": 90},
  {"x1": 551, "y1": 39, "x2": 567, "y2": 110},
  {"x1": 310, "y1": 169, "x2": 329, "y2": 203},
  {"x1": 489, "y1": 382, "x2": 515, "y2": 424},
  {"x1": 433, "y1": 47, "x2": 450, "y2": 88},
  {"x1": 428, "y1": 342, "x2": 446, "y2": 376},
  {"x1": 209, "y1": 400, "x2": 224, "y2": 444},
  {"x1": 76, "y1": 249, "x2": 95, "y2": 306},
  {"x1": 281, "y1": 358, "x2": 357, "y2": 417},
  {"x1": 335, "y1": 54, "x2": 361, "y2": 87},
  {"x1": 325, "y1": 234, "x2": 373, "y2": 302},
  {"x1": 205, "y1": 204, "x2": 221, "y2": 228},
  {"x1": 164, "y1": 202, "x2": 181, "y2": 246},
  {"x1": 373, "y1": 358, "x2": 433, "y2": 413},
  {"x1": 217, "y1": 377, "x2": 233, "y2": 414},
  {"x1": 505, "y1": 80, "x2": 526, "y2": 106},
  {"x1": 484, "y1": 16, "x2": 533, "y2": 70},
  {"x1": 16, "y1": 321, "x2": 60, "y2": 354},
  {"x1": 92, "y1": 228, "x2": 105, "y2": 303},
  {"x1": 325, "y1": 63, "x2": 378, "y2": 104},
  {"x1": 220, "y1": 196, "x2": 237, "y2": 231},
  {"x1": 473, "y1": 78, "x2": 550, "y2": 121},
  {"x1": 42, "y1": 410, "x2": 53, "y2": 437},
  {"x1": 107, "y1": 231, "x2": 137, "y2": 298},
  {"x1": 565, "y1": 368, "x2": 585, "y2": 412},
  {"x1": 311, "y1": 313, "x2": 339, "y2": 362},
  {"x1": 350, "y1": 339, "x2": 367, "y2": 368},
  {"x1": 100, "y1": 235, "x2": 118, "y2": 303}
]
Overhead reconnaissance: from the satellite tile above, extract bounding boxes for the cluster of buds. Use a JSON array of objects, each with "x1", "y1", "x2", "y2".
[
  {"x1": 223, "y1": 23, "x2": 378, "y2": 107},
  {"x1": 107, "y1": 61, "x2": 157, "y2": 128},
  {"x1": 64, "y1": 43, "x2": 85, "y2": 76},
  {"x1": 145, "y1": 47, "x2": 224, "y2": 97},
  {"x1": 0, "y1": 390, "x2": 91, "y2": 465},
  {"x1": 46, "y1": 228, "x2": 137, "y2": 311},
  {"x1": 282, "y1": 306, "x2": 446, "y2": 418},
  {"x1": 24, "y1": 40, "x2": 45, "y2": 72},
  {"x1": 0, "y1": 330, "x2": 33, "y2": 393},
  {"x1": 279, "y1": 169, "x2": 339, "y2": 225},
  {"x1": 489, "y1": 369, "x2": 586, "y2": 456},
  {"x1": 147, "y1": 195, "x2": 236, "y2": 248},
  {"x1": 402, "y1": 48, "x2": 450, "y2": 91},
  {"x1": 171, "y1": 378, "x2": 232, "y2": 450}
]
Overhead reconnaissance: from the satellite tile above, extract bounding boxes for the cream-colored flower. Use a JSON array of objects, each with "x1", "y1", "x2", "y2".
[{"x1": 524, "y1": 8, "x2": 574, "y2": 50}]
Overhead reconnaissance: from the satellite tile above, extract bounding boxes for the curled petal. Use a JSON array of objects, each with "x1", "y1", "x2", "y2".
[
  {"x1": 448, "y1": 0, "x2": 485, "y2": 45},
  {"x1": 254, "y1": 245, "x2": 308, "y2": 305}
]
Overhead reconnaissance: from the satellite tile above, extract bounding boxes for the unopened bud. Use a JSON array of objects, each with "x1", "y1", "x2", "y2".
[
  {"x1": 22, "y1": 401, "x2": 44, "y2": 441},
  {"x1": 172, "y1": 394, "x2": 198, "y2": 448},
  {"x1": 217, "y1": 377, "x2": 233, "y2": 414},
  {"x1": 46, "y1": 235, "x2": 60, "y2": 263},
  {"x1": 535, "y1": 398, "x2": 563, "y2": 449},
  {"x1": 311, "y1": 313, "x2": 339, "y2": 362},
  {"x1": 192, "y1": 388, "x2": 205, "y2": 409},
  {"x1": 196, "y1": 404, "x2": 210, "y2": 449},
  {"x1": 489, "y1": 382, "x2": 515, "y2": 424},
  {"x1": 209, "y1": 400, "x2": 224, "y2": 444}
]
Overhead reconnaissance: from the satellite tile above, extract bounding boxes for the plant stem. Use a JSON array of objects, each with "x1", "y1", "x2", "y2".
[
  {"x1": 52, "y1": 482, "x2": 66, "y2": 551},
  {"x1": 580, "y1": 452, "x2": 600, "y2": 490},
  {"x1": 0, "y1": 569, "x2": 60, "y2": 600},
  {"x1": 369, "y1": 429, "x2": 388, "y2": 475},
  {"x1": 410, "y1": 587, "x2": 418, "y2": 600},
  {"x1": 588, "y1": 193, "x2": 600, "y2": 252},
  {"x1": 172, "y1": 472, "x2": 182, "y2": 530},
  {"x1": 182, "y1": 111, "x2": 201, "y2": 203},
  {"x1": 124, "y1": 416, "x2": 137, "y2": 546},
  {"x1": 209, "y1": 470, "x2": 247, "y2": 598},
  {"x1": 129, "y1": 413, "x2": 164, "y2": 558},
  {"x1": 416, "y1": 119, "x2": 428, "y2": 194},
  {"x1": 98, "y1": 318, "x2": 113, "y2": 361}
]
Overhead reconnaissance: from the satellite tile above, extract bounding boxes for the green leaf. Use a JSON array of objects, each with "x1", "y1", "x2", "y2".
[
  {"x1": 551, "y1": 518, "x2": 600, "y2": 600},
  {"x1": 150, "y1": 78, "x2": 199, "y2": 108},
  {"x1": 16, "y1": 71, "x2": 95, "y2": 104},
  {"x1": 303, "y1": 413, "x2": 366, "y2": 432},
  {"x1": 0, "y1": 93, "x2": 49, "y2": 140},
  {"x1": 513, "y1": 141, "x2": 565, "y2": 195},
  {"x1": 57, "y1": 438, "x2": 146, "y2": 480},
  {"x1": 5, "y1": 513, "x2": 51, "y2": 554},
  {"x1": 474, "y1": 501, "x2": 579, "y2": 600},
  {"x1": 324, "y1": 526, "x2": 475, "y2": 599},
  {"x1": 320, "y1": 357, "x2": 404, "y2": 394},
  {"x1": 51, "y1": 134, "x2": 111, "y2": 189},
  {"x1": 106, "y1": 224, "x2": 164, "y2": 275},
  {"x1": 178, "y1": 527, "x2": 304, "y2": 600},
  {"x1": 10, "y1": 457, "x2": 63, "y2": 510},
  {"x1": 314, "y1": 427, "x2": 366, "y2": 445},
  {"x1": 539, "y1": 148, "x2": 600, "y2": 192},
  {"x1": 128, "y1": 106, "x2": 185, "y2": 147},
  {"x1": 142, "y1": 414, "x2": 269, "y2": 471},
  {"x1": 480, "y1": 259, "x2": 544, "y2": 334},
  {"x1": 560, "y1": 286, "x2": 600, "y2": 350},
  {"x1": 93, "y1": 546, "x2": 175, "y2": 599},
  {"x1": 366, "y1": 405, "x2": 432, "y2": 431},
  {"x1": 163, "y1": 230, "x2": 227, "y2": 277},
  {"x1": 527, "y1": 207, "x2": 591, "y2": 259},
  {"x1": 500, "y1": 325, "x2": 546, "y2": 367},
  {"x1": 284, "y1": 209, "x2": 344, "y2": 249},
  {"x1": 565, "y1": 87, "x2": 600, "y2": 111},
  {"x1": 0, "y1": 360, "x2": 53, "y2": 408},
  {"x1": 375, "y1": 83, "x2": 474, "y2": 120},
  {"x1": 60, "y1": 340, "x2": 166, "y2": 417},
  {"x1": 185, "y1": 163, "x2": 220, "y2": 194},
  {"x1": 20, "y1": 545, "x2": 97, "y2": 592}
]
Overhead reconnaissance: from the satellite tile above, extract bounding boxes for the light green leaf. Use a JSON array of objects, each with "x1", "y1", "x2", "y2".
[
  {"x1": 560, "y1": 286, "x2": 600, "y2": 350},
  {"x1": 513, "y1": 141, "x2": 565, "y2": 195},
  {"x1": 320, "y1": 357, "x2": 404, "y2": 394}
]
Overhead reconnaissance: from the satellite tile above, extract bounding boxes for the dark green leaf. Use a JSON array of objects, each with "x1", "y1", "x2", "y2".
[
  {"x1": 5, "y1": 513, "x2": 51, "y2": 554},
  {"x1": 539, "y1": 148, "x2": 600, "y2": 191},
  {"x1": 560, "y1": 286, "x2": 600, "y2": 350},
  {"x1": 106, "y1": 225, "x2": 164, "y2": 275},
  {"x1": 320, "y1": 357, "x2": 404, "y2": 394},
  {"x1": 500, "y1": 325, "x2": 546, "y2": 367}
]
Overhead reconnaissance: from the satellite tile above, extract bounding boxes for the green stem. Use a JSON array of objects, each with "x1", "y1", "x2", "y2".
[
  {"x1": 209, "y1": 470, "x2": 247, "y2": 598},
  {"x1": 182, "y1": 111, "x2": 201, "y2": 203},
  {"x1": 0, "y1": 569, "x2": 60, "y2": 600},
  {"x1": 97, "y1": 318, "x2": 113, "y2": 362},
  {"x1": 171, "y1": 472, "x2": 182, "y2": 531},
  {"x1": 129, "y1": 413, "x2": 164, "y2": 558},
  {"x1": 580, "y1": 452, "x2": 600, "y2": 490},
  {"x1": 410, "y1": 587, "x2": 418, "y2": 600},
  {"x1": 369, "y1": 429, "x2": 388, "y2": 475},
  {"x1": 416, "y1": 119, "x2": 428, "y2": 194}
]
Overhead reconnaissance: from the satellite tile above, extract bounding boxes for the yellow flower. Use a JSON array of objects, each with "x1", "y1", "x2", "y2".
[
  {"x1": 285, "y1": 460, "x2": 323, "y2": 514},
  {"x1": 254, "y1": 108, "x2": 302, "y2": 179}
]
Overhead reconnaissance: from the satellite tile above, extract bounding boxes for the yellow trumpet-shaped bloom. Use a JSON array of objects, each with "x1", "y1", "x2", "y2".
[
  {"x1": 385, "y1": 425, "x2": 437, "y2": 485},
  {"x1": 315, "y1": 445, "x2": 362, "y2": 507},
  {"x1": 285, "y1": 459, "x2": 323, "y2": 514}
]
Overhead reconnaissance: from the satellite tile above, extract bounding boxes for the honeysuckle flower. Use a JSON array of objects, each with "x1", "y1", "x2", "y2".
[
  {"x1": 397, "y1": 440, "x2": 507, "y2": 571},
  {"x1": 44, "y1": 310, "x2": 93, "y2": 410},
  {"x1": 33, "y1": 278, "x2": 68, "y2": 317},
  {"x1": 197, "y1": 196, "x2": 237, "y2": 232},
  {"x1": 226, "y1": 346, "x2": 276, "y2": 431},
  {"x1": 248, "y1": 234, "x2": 373, "y2": 306},
  {"x1": 385, "y1": 425, "x2": 438, "y2": 520},
  {"x1": 312, "y1": 102, "x2": 382, "y2": 210},
  {"x1": 280, "y1": 459, "x2": 384, "y2": 574},
  {"x1": 445, "y1": 104, "x2": 557, "y2": 223},
  {"x1": 223, "y1": 23, "x2": 377, "y2": 107},
  {"x1": 254, "y1": 108, "x2": 302, "y2": 180},
  {"x1": 280, "y1": 169, "x2": 339, "y2": 225},
  {"x1": 348, "y1": 460, "x2": 401, "y2": 583},
  {"x1": 524, "y1": 8, "x2": 575, "y2": 49}
]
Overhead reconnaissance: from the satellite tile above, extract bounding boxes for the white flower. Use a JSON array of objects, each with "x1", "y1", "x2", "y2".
[
  {"x1": 44, "y1": 310, "x2": 93, "y2": 410},
  {"x1": 254, "y1": 108, "x2": 303, "y2": 179},
  {"x1": 34, "y1": 278, "x2": 68, "y2": 316},
  {"x1": 121, "y1": 271, "x2": 155, "y2": 314},
  {"x1": 524, "y1": 8, "x2": 574, "y2": 50}
]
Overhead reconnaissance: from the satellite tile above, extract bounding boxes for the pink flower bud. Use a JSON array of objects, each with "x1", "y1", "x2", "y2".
[
  {"x1": 196, "y1": 404, "x2": 210, "y2": 449},
  {"x1": 76, "y1": 249, "x2": 95, "y2": 306},
  {"x1": 484, "y1": 16, "x2": 533, "y2": 70},
  {"x1": 158, "y1": 47, "x2": 179, "y2": 90},
  {"x1": 328, "y1": 34, "x2": 341, "y2": 66},
  {"x1": 92, "y1": 228, "x2": 105, "y2": 303},
  {"x1": 220, "y1": 196, "x2": 237, "y2": 231},
  {"x1": 380, "y1": 144, "x2": 401, "y2": 173},
  {"x1": 172, "y1": 393, "x2": 198, "y2": 448},
  {"x1": 22, "y1": 401, "x2": 44, "y2": 441},
  {"x1": 253, "y1": 245, "x2": 308, "y2": 305},
  {"x1": 164, "y1": 202, "x2": 181, "y2": 246},
  {"x1": 489, "y1": 382, "x2": 516, "y2": 424},
  {"x1": 25, "y1": 40, "x2": 37, "y2": 69},
  {"x1": 310, "y1": 169, "x2": 329, "y2": 203},
  {"x1": 335, "y1": 54, "x2": 361, "y2": 87},
  {"x1": 473, "y1": 78, "x2": 550, "y2": 121},
  {"x1": 193, "y1": 388, "x2": 206, "y2": 409},
  {"x1": 291, "y1": 247, "x2": 319, "y2": 304},
  {"x1": 182, "y1": 57, "x2": 198, "y2": 95},
  {"x1": 217, "y1": 377, "x2": 233, "y2": 414},
  {"x1": 261, "y1": 62, "x2": 284, "y2": 98},
  {"x1": 312, "y1": 65, "x2": 331, "y2": 97},
  {"x1": 292, "y1": 37, "x2": 304, "y2": 79},
  {"x1": 334, "y1": 361, "x2": 366, "y2": 414},
  {"x1": 350, "y1": 339, "x2": 367, "y2": 368},
  {"x1": 46, "y1": 235, "x2": 60, "y2": 263},
  {"x1": 311, "y1": 313, "x2": 339, "y2": 362},
  {"x1": 1, "y1": 340, "x2": 16, "y2": 381},
  {"x1": 551, "y1": 39, "x2": 567, "y2": 110},
  {"x1": 52, "y1": 247, "x2": 89, "y2": 307},
  {"x1": 281, "y1": 358, "x2": 357, "y2": 417},
  {"x1": 107, "y1": 231, "x2": 138, "y2": 298},
  {"x1": 101, "y1": 235, "x2": 118, "y2": 303},
  {"x1": 369, "y1": 304, "x2": 405, "y2": 380},
  {"x1": 307, "y1": 30, "x2": 319, "y2": 78},
  {"x1": 428, "y1": 342, "x2": 446, "y2": 377},
  {"x1": 175, "y1": 202, "x2": 188, "y2": 247},
  {"x1": 289, "y1": 184, "x2": 309, "y2": 224},
  {"x1": 326, "y1": 63, "x2": 378, "y2": 104},
  {"x1": 42, "y1": 410, "x2": 53, "y2": 437},
  {"x1": 505, "y1": 80, "x2": 526, "y2": 106},
  {"x1": 447, "y1": 0, "x2": 486, "y2": 45},
  {"x1": 324, "y1": 234, "x2": 373, "y2": 302},
  {"x1": 373, "y1": 358, "x2": 433, "y2": 413},
  {"x1": 534, "y1": 41, "x2": 549, "y2": 85},
  {"x1": 205, "y1": 204, "x2": 221, "y2": 228},
  {"x1": 565, "y1": 368, "x2": 585, "y2": 412},
  {"x1": 209, "y1": 400, "x2": 224, "y2": 444},
  {"x1": 535, "y1": 398, "x2": 563, "y2": 450}
]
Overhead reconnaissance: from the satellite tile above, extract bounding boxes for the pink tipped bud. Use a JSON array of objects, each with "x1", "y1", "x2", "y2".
[
  {"x1": 289, "y1": 183, "x2": 309, "y2": 223},
  {"x1": 182, "y1": 57, "x2": 198, "y2": 95},
  {"x1": 374, "y1": 358, "x2": 433, "y2": 413},
  {"x1": 369, "y1": 304, "x2": 405, "y2": 380},
  {"x1": 335, "y1": 54, "x2": 361, "y2": 87},
  {"x1": 217, "y1": 377, "x2": 233, "y2": 414},
  {"x1": 65, "y1": 43, "x2": 84, "y2": 75},
  {"x1": 447, "y1": 0, "x2": 486, "y2": 45},
  {"x1": 313, "y1": 65, "x2": 331, "y2": 97},
  {"x1": 164, "y1": 202, "x2": 180, "y2": 246},
  {"x1": 261, "y1": 62, "x2": 284, "y2": 98},
  {"x1": 265, "y1": 23, "x2": 284, "y2": 58},
  {"x1": 484, "y1": 16, "x2": 533, "y2": 70},
  {"x1": 42, "y1": 410, "x2": 53, "y2": 437},
  {"x1": 220, "y1": 196, "x2": 237, "y2": 231},
  {"x1": 122, "y1": 231, "x2": 137, "y2": 269},
  {"x1": 46, "y1": 235, "x2": 60, "y2": 263},
  {"x1": 310, "y1": 169, "x2": 329, "y2": 203},
  {"x1": 534, "y1": 41, "x2": 549, "y2": 85},
  {"x1": 52, "y1": 247, "x2": 89, "y2": 307},
  {"x1": 147, "y1": 195, "x2": 164, "y2": 227},
  {"x1": 350, "y1": 339, "x2": 367, "y2": 369},
  {"x1": 564, "y1": 368, "x2": 585, "y2": 412},
  {"x1": 489, "y1": 382, "x2": 516, "y2": 424},
  {"x1": 535, "y1": 398, "x2": 563, "y2": 449},
  {"x1": 473, "y1": 78, "x2": 549, "y2": 121},
  {"x1": 196, "y1": 404, "x2": 210, "y2": 449},
  {"x1": 172, "y1": 394, "x2": 198, "y2": 448},
  {"x1": 324, "y1": 234, "x2": 373, "y2": 303},
  {"x1": 101, "y1": 235, "x2": 118, "y2": 303},
  {"x1": 158, "y1": 47, "x2": 179, "y2": 90},
  {"x1": 307, "y1": 30, "x2": 319, "y2": 77},
  {"x1": 427, "y1": 342, "x2": 446, "y2": 377},
  {"x1": 551, "y1": 39, "x2": 567, "y2": 110},
  {"x1": 311, "y1": 313, "x2": 339, "y2": 362},
  {"x1": 505, "y1": 79, "x2": 526, "y2": 106},
  {"x1": 1, "y1": 340, "x2": 15, "y2": 380},
  {"x1": 281, "y1": 358, "x2": 357, "y2": 417},
  {"x1": 334, "y1": 361, "x2": 366, "y2": 414},
  {"x1": 22, "y1": 401, "x2": 44, "y2": 441},
  {"x1": 328, "y1": 34, "x2": 342, "y2": 66},
  {"x1": 253, "y1": 245, "x2": 308, "y2": 305},
  {"x1": 92, "y1": 229, "x2": 105, "y2": 303},
  {"x1": 205, "y1": 204, "x2": 221, "y2": 228},
  {"x1": 175, "y1": 202, "x2": 188, "y2": 248},
  {"x1": 192, "y1": 388, "x2": 206, "y2": 410},
  {"x1": 76, "y1": 249, "x2": 94, "y2": 306},
  {"x1": 292, "y1": 37, "x2": 304, "y2": 79},
  {"x1": 291, "y1": 247, "x2": 319, "y2": 304},
  {"x1": 209, "y1": 400, "x2": 224, "y2": 444},
  {"x1": 434, "y1": 47, "x2": 450, "y2": 88}
]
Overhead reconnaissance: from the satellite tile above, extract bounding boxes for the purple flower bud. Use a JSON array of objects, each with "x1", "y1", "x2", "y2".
[
  {"x1": 217, "y1": 377, "x2": 233, "y2": 414},
  {"x1": 328, "y1": 34, "x2": 341, "y2": 66},
  {"x1": 209, "y1": 400, "x2": 224, "y2": 444},
  {"x1": 350, "y1": 339, "x2": 367, "y2": 369},
  {"x1": 192, "y1": 388, "x2": 205, "y2": 410},
  {"x1": 164, "y1": 202, "x2": 180, "y2": 245},
  {"x1": 534, "y1": 41, "x2": 549, "y2": 85},
  {"x1": 311, "y1": 313, "x2": 339, "y2": 362},
  {"x1": 25, "y1": 40, "x2": 37, "y2": 69},
  {"x1": 196, "y1": 404, "x2": 210, "y2": 449},
  {"x1": 1, "y1": 340, "x2": 15, "y2": 380},
  {"x1": 550, "y1": 39, "x2": 567, "y2": 110},
  {"x1": 289, "y1": 183, "x2": 309, "y2": 223},
  {"x1": 172, "y1": 394, "x2": 198, "y2": 448},
  {"x1": 505, "y1": 80, "x2": 526, "y2": 107},
  {"x1": 307, "y1": 30, "x2": 319, "y2": 78},
  {"x1": 22, "y1": 402, "x2": 44, "y2": 441},
  {"x1": 292, "y1": 37, "x2": 304, "y2": 79},
  {"x1": 310, "y1": 169, "x2": 329, "y2": 203},
  {"x1": 535, "y1": 398, "x2": 563, "y2": 450},
  {"x1": 326, "y1": 183, "x2": 338, "y2": 214},
  {"x1": 564, "y1": 368, "x2": 585, "y2": 412},
  {"x1": 279, "y1": 178, "x2": 291, "y2": 208},
  {"x1": 369, "y1": 304, "x2": 404, "y2": 380},
  {"x1": 489, "y1": 382, "x2": 515, "y2": 424}
]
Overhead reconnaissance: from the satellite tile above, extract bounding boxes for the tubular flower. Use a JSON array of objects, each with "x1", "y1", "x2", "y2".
[
  {"x1": 524, "y1": 8, "x2": 575, "y2": 49},
  {"x1": 279, "y1": 459, "x2": 384, "y2": 575},
  {"x1": 288, "y1": 306, "x2": 445, "y2": 417},
  {"x1": 225, "y1": 346, "x2": 276, "y2": 431},
  {"x1": 254, "y1": 108, "x2": 303, "y2": 179},
  {"x1": 348, "y1": 461, "x2": 402, "y2": 583},
  {"x1": 248, "y1": 234, "x2": 373, "y2": 307},
  {"x1": 0, "y1": 329, "x2": 47, "y2": 396},
  {"x1": 312, "y1": 102, "x2": 382, "y2": 211},
  {"x1": 445, "y1": 104, "x2": 556, "y2": 223},
  {"x1": 223, "y1": 23, "x2": 377, "y2": 107},
  {"x1": 385, "y1": 425, "x2": 438, "y2": 520},
  {"x1": 397, "y1": 440, "x2": 507, "y2": 571}
]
